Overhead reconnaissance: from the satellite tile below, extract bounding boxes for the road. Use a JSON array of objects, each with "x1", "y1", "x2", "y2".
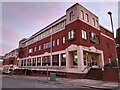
[{"x1": 2, "y1": 75, "x2": 100, "y2": 90}]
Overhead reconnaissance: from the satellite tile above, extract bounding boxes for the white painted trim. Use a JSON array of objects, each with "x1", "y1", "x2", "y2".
[{"x1": 101, "y1": 33, "x2": 114, "y2": 41}]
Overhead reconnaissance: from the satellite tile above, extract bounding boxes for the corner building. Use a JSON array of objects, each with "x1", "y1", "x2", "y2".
[{"x1": 17, "y1": 3, "x2": 115, "y2": 75}]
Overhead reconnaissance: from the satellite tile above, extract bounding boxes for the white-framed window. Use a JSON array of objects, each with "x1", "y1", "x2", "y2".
[
  {"x1": 82, "y1": 30, "x2": 87, "y2": 40},
  {"x1": 68, "y1": 29, "x2": 75, "y2": 40},
  {"x1": 62, "y1": 36, "x2": 66, "y2": 44},
  {"x1": 28, "y1": 48, "x2": 32, "y2": 53},
  {"x1": 56, "y1": 39, "x2": 59, "y2": 45},
  {"x1": 69, "y1": 11, "x2": 74, "y2": 21}
]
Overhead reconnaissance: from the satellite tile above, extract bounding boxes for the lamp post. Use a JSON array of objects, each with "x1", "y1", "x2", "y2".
[{"x1": 108, "y1": 11, "x2": 120, "y2": 89}]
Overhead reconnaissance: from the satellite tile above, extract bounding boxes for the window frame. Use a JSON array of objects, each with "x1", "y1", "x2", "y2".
[
  {"x1": 68, "y1": 29, "x2": 76, "y2": 41},
  {"x1": 82, "y1": 30, "x2": 87, "y2": 40}
]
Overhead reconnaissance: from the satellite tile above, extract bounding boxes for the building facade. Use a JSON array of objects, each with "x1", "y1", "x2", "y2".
[
  {"x1": 116, "y1": 27, "x2": 120, "y2": 64},
  {"x1": 7, "y1": 3, "x2": 115, "y2": 74},
  {"x1": 3, "y1": 49, "x2": 19, "y2": 66}
]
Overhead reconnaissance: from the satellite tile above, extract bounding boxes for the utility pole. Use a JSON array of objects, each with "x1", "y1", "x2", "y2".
[{"x1": 108, "y1": 11, "x2": 120, "y2": 89}]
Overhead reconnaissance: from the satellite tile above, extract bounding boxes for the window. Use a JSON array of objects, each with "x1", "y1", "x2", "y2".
[
  {"x1": 85, "y1": 13, "x2": 89, "y2": 22},
  {"x1": 34, "y1": 47, "x2": 36, "y2": 52},
  {"x1": 61, "y1": 21, "x2": 65, "y2": 28},
  {"x1": 96, "y1": 35, "x2": 100, "y2": 44},
  {"x1": 28, "y1": 48, "x2": 32, "y2": 53},
  {"x1": 24, "y1": 60, "x2": 26, "y2": 66},
  {"x1": 38, "y1": 45, "x2": 41, "y2": 51},
  {"x1": 52, "y1": 54, "x2": 59, "y2": 66},
  {"x1": 43, "y1": 41, "x2": 51, "y2": 49},
  {"x1": 56, "y1": 39, "x2": 59, "y2": 45},
  {"x1": 82, "y1": 30, "x2": 87, "y2": 40},
  {"x1": 53, "y1": 40, "x2": 55, "y2": 47},
  {"x1": 27, "y1": 59, "x2": 31, "y2": 66},
  {"x1": 62, "y1": 36, "x2": 66, "y2": 44},
  {"x1": 92, "y1": 18, "x2": 95, "y2": 26},
  {"x1": 32, "y1": 58, "x2": 36, "y2": 66},
  {"x1": 90, "y1": 32, "x2": 100, "y2": 44},
  {"x1": 91, "y1": 57, "x2": 97, "y2": 66},
  {"x1": 69, "y1": 11, "x2": 74, "y2": 21},
  {"x1": 61, "y1": 54, "x2": 66, "y2": 66},
  {"x1": 90, "y1": 32, "x2": 96, "y2": 43},
  {"x1": 42, "y1": 56, "x2": 50, "y2": 66},
  {"x1": 81, "y1": 10, "x2": 84, "y2": 20},
  {"x1": 68, "y1": 29, "x2": 75, "y2": 40},
  {"x1": 96, "y1": 20, "x2": 99, "y2": 28},
  {"x1": 37, "y1": 57, "x2": 41, "y2": 66},
  {"x1": 21, "y1": 60, "x2": 23, "y2": 66}
]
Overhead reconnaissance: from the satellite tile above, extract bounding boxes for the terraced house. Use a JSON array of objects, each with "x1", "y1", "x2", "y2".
[{"x1": 3, "y1": 3, "x2": 115, "y2": 77}]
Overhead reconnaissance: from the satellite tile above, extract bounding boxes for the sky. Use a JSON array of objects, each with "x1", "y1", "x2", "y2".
[{"x1": 1, "y1": 0, "x2": 120, "y2": 56}]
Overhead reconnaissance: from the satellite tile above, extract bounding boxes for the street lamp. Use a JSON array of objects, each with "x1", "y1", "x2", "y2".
[{"x1": 108, "y1": 11, "x2": 120, "y2": 89}]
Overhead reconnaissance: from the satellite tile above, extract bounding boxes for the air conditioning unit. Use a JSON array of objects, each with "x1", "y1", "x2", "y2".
[{"x1": 90, "y1": 37, "x2": 96, "y2": 43}]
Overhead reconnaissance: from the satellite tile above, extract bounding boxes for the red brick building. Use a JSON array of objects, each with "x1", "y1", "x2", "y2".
[
  {"x1": 3, "y1": 49, "x2": 19, "y2": 66},
  {"x1": 116, "y1": 27, "x2": 120, "y2": 64},
  {"x1": 4, "y1": 3, "x2": 115, "y2": 75}
]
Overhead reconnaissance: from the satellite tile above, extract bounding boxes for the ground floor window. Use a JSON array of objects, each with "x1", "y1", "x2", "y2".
[
  {"x1": 24, "y1": 59, "x2": 26, "y2": 66},
  {"x1": 72, "y1": 51, "x2": 78, "y2": 66},
  {"x1": 37, "y1": 57, "x2": 41, "y2": 66},
  {"x1": 27, "y1": 59, "x2": 31, "y2": 66},
  {"x1": 42, "y1": 56, "x2": 50, "y2": 66},
  {"x1": 17, "y1": 60, "x2": 19, "y2": 66},
  {"x1": 52, "y1": 54, "x2": 59, "y2": 66},
  {"x1": 32, "y1": 58, "x2": 36, "y2": 66},
  {"x1": 61, "y1": 53, "x2": 66, "y2": 66},
  {"x1": 21, "y1": 60, "x2": 23, "y2": 66}
]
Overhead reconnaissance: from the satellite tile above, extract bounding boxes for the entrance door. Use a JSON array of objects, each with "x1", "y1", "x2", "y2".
[{"x1": 83, "y1": 52, "x2": 99, "y2": 68}]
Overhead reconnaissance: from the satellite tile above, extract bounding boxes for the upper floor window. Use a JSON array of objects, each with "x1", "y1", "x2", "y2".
[
  {"x1": 68, "y1": 29, "x2": 76, "y2": 40},
  {"x1": 34, "y1": 47, "x2": 36, "y2": 52},
  {"x1": 53, "y1": 40, "x2": 55, "y2": 47},
  {"x1": 56, "y1": 39, "x2": 59, "y2": 45},
  {"x1": 90, "y1": 32, "x2": 96, "y2": 43},
  {"x1": 90, "y1": 32, "x2": 100, "y2": 44},
  {"x1": 28, "y1": 48, "x2": 32, "y2": 53},
  {"x1": 62, "y1": 36, "x2": 66, "y2": 44},
  {"x1": 92, "y1": 18, "x2": 95, "y2": 26},
  {"x1": 43, "y1": 41, "x2": 51, "y2": 49},
  {"x1": 69, "y1": 11, "x2": 74, "y2": 21},
  {"x1": 96, "y1": 20, "x2": 99, "y2": 28},
  {"x1": 96, "y1": 35, "x2": 100, "y2": 44},
  {"x1": 85, "y1": 13, "x2": 89, "y2": 22},
  {"x1": 81, "y1": 10, "x2": 84, "y2": 20},
  {"x1": 38, "y1": 45, "x2": 41, "y2": 51},
  {"x1": 82, "y1": 30, "x2": 87, "y2": 40}
]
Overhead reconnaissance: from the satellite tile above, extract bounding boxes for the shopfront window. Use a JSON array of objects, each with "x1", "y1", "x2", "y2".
[
  {"x1": 37, "y1": 57, "x2": 41, "y2": 66},
  {"x1": 61, "y1": 53, "x2": 66, "y2": 66},
  {"x1": 42, "y1": 56, "x2": 50, "y2": 66},
  {"x1": 33, "y1": 58, "x2": 36, "y2": 66},
  {"x1": 52, "y1": 54, "x2": 59, "y2": 66}
]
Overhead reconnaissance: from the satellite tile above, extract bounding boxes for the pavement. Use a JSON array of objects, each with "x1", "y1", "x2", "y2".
[{"x1": 4, "y1": 75, "x2": 119, "y2": 90}]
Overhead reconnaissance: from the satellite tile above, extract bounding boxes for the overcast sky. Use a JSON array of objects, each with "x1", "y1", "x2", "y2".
[{"x1": 1, "y1": 0, "x2": 119, "y2": 56}]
